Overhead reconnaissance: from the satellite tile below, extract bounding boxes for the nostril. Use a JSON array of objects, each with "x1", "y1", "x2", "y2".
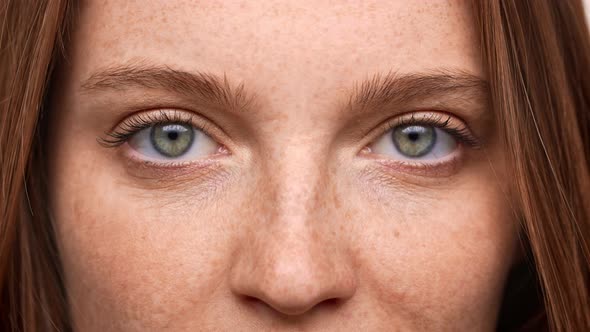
[
  {"x1": 228, "y1": 224, "x2": 358, "y2": 318},
  {"x1": 232, "y1": 271, "x2": 357, "y2": 317},
  {"x1": 238, "y1": 293, "x2": 346, "y2": 317},
  {"x1": 241, "y1": 291, "x2": 324, "y2": 316}
]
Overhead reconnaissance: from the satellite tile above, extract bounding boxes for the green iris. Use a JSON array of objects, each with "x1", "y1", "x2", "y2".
[
  {"x1": 150, "y1": 123, "x2": 194, "y2": 157},
  {"x1": 392, "y1": 125, "x2": 436, "y2": 158}
]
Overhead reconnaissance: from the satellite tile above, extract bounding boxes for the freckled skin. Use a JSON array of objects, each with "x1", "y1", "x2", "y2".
[{"x1": 47, "y1": 0, "x2": 517, "y2": 331}]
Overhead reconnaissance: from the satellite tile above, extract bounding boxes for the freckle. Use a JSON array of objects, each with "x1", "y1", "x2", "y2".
[
  {"x1": 331, "y1": 184, "x2": 341, "y2": 209},
  {"x1": 333, "y1": 194, "x2": 342, "y2": 209},
  {"x1": 344, "y1": 209, "x2": 352, "y2": 220},
  {"x1": 394, "y1": 230, "x2": 400, "y2": 238}
]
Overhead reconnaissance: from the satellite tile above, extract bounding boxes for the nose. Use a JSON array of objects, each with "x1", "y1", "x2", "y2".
[
  {"x1": 229, "y1": 221, "x2": 357, "y2": 315},
  {"x1": 229, "y1": 158, "x2": 357, "y2": 316}
]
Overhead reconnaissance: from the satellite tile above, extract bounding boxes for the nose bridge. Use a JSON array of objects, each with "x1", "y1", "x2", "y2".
[
  {"x1": 229, "y1": 140, "x2": 356, "y2": 315},
  {"x1": 269, "y1": 140, "x2": 330, "y2": 220},
  {"x1": 260, "y1": 139, "x2": 342, "y2": 280}
]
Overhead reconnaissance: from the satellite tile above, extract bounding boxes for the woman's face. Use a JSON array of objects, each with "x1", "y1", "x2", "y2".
[{"x1": 48, "y1": 0, "x2": 517, "y2": 330}]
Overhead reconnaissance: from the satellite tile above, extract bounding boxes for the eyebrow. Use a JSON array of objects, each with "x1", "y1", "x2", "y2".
[
  {"x1": 348, "y1": 70, "x2": 488, "y2": 112},
  {"x1": 81, "y1": 64, "x2": 256, "y2": 111},
  {"x1": 81, "y1": 64, "x2": 488, "y2": 114}
]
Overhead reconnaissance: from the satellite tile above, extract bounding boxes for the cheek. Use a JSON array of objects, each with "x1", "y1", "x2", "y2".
[
  {"x1": 47, "y1": 118, "x2": 516, "y2": 331},
  {"x1": 355, "y1": 169, "x2": 517, "y2": 330},
  {"x1": 48, "y1": 150, "x2": 238, "y2": 330}
]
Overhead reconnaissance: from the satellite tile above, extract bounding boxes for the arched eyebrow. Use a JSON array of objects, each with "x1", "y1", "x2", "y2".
[
  {"x1": 347, "y1": 70, "x2": 488, "y2": 112},
  {"x1": 80, "y1": 64, "x2": 488, "y2": 114},
  {"x1": 80, "y1": 64, "x2": 257, "y2": 112}
]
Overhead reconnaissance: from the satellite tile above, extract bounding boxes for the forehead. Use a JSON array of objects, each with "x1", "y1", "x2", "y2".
[{"x1": 72, "y1": 0, "x2": 480, "y2": 97}]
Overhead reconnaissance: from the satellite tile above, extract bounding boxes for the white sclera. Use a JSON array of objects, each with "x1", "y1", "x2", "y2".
[
  {"x1": 128, "y1": 125, "x2": 219, "y2": 160},
  {"x1": 370, "y1": 126, "x2": 457, "y2": 160}
]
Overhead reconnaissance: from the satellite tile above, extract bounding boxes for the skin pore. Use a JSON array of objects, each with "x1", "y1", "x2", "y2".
[{"x1": 47, "y1": 0, "x2": 518, "y2": 331}]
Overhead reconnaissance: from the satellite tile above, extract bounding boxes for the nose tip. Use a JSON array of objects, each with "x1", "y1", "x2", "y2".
[
  {"x1": 230, "y1": 156, "x2": 357, "y2": 317},
  {"x1": 237, "y1": 264, "x2": 356, "y2": 316},
  {"x1": 230, "y1": 247, "x2": 357, "y2": 316}
]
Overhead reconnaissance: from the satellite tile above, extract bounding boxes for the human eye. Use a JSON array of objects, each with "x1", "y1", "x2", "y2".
[
  {"x1": 99, "y1": 109, "x2": 227, "y2": 165},
  {"x1": 363, "y1": 112, "x2": 480, "y2": 172}
]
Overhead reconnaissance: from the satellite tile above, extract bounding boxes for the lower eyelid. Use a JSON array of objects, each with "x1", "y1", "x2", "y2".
[
  {"x1": 121, "y1": 141, "x2": 229, "y2": 169},
  {"x1": 120, "y1": 158, "x2": 234, "y2": 196},
  {"x1": 377, "y1": 154, "x2": 461, "y2": 176},
  {"x1": 359, "y1": 143, "x2": 465, "y2": 177}
]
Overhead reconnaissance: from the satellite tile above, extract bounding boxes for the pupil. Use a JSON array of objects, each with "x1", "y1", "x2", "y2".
[
  {"x1": 392, "y1": 125, "x2": 436, "y2": 158},
  {"x1": 408, "y1": 132, "x2": 420, "y2": 141},
  {"x1": 167, "y1": 131, "x2": 179, "y2": 140},
  {"x1": 151, "y1": 123, "x2": 194, "y2": 158}
]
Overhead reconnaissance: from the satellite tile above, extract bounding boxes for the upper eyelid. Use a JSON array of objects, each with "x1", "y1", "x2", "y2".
[
  {"x1": 120, "y1": 110, "x2": 199, "y2": 131},
  {"x1": 99, "y1": 108, "x2": 479, "y2": 155},
  {"x1": 368, "y1": 111, "x2": 481, "y2": 148},
  {"x1": 385, "y1": 113, "x2": 453, "y2": 130},
  {"x1": 98, "y1": 109, "x2": 220, "y2": 148}
]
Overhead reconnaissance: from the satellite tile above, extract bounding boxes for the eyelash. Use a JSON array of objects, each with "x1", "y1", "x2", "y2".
[
  {"x1": 99, "y1": 110, "x2": 479, "y2": 159},
  {"x1": 98, "y1": 110, "x2": 212, "y2": 148},
  {"x1": 378, "y1": 112, "x2": 480, "y2": 148}
]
